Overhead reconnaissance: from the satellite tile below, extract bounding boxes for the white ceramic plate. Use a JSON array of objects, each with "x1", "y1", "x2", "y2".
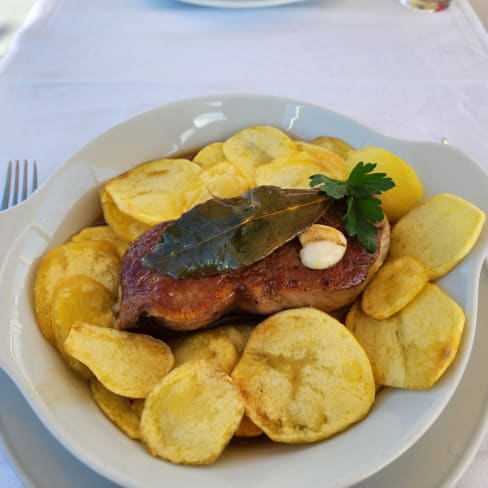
[
  {"x1": 0, "y1": 95, "x2": 487, "y2": 488},
  {"x1": 2, "y1": 266, "x2": 487, "y2": 488},
  {"x1": 177, "y1": 0, "x2": 305, "y2": 9}
]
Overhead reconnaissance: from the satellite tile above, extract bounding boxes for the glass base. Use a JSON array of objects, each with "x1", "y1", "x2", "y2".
[{"x1": 398, "y1": 0, "x2": 450, "y2": 12}]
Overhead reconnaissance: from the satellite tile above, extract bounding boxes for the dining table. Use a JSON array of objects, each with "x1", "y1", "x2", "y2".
[{"x1": 0, "y1": 0, "x2": 487, "y2": 487}]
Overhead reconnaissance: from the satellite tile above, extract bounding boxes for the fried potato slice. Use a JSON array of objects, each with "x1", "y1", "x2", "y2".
[
  {"x1": 346, "y1": 302, "x2": 406, "y2": 387},
  {"x1": 34, "y1": 240, "x2": 120, "y2": 343},
  {"x1": 294, "y1": 141, "x2": 348, "y2": 180},
  {"x1": 104, "y1": 159, "x2": 205, "y2": 225},
  {"x1": 256, "y1": 156, "x2": 335, "y2": 189},
  {"x1": 389, "y1": 193, "x2": 486, "y2": 280},
  {"x1": 51, "y1": 275, "x2": 115, "y2": 379},
  {"x1": 361, "y1": 255, "x2": 429, "y2": 319},
  {"x1": 140, "y1": 360, "x2": 244, "y2": 465},
  {"x1": 201, "y1": 161, "x2": 252, "y2": 200},
  {"x1": 70, "y1": 225, "x2": 129, "y2": 258},
  {"x1": 64, "y1": 323, "x2": 174, "y2": 398},
  {"x1": 310, "y1": 136, "x2": 354, "y2": 160},
  {"x1": 193, "y1": 142, "x2": 226, "y2": 168},
  {"x1": 346, "y1": 146, "x2": 423, "y2": 222},
  {"x1": 214, "y1": 320, "x2": 256, "y2": 355},
  {"x1": 347, "y1": 283, "x2": 465, "y2": 389},
  {"x1": 130, "y1": 398, "x2": 145, "y2": 418},
  {"x1": 194, "y1": 142, "x2": 256, "y2": 188},
  {"x1": 100, "y1": 188, "x2": 150, "y2": 242},
  {"x1": 231, "y1": 307, "x2": 375, "y2": 443},
  {"x1": 167, "y1": 328, "x2": 239, "y2": 374},
  {"x1": 234, "y1": 414, "x2": 263, "y2": 438},
  {"x1": 223, "y1": 126, "x2": 296, "y2": 169},
  {"x1": 90, "y1": 379, "x2": 141, "y2": 440},
  {"x1": 256, "y1": 141, "x2": 347, "y2": 189}
]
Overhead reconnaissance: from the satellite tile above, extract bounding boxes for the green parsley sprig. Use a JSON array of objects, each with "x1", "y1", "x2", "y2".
[{"x1": 310, "y1": 162, "x2": 395, "y2": 253}]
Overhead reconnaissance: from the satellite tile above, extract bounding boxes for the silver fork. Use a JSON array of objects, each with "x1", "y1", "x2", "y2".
[{"x1": 1, "y1": 160, "x2": 38, "y2": 210}]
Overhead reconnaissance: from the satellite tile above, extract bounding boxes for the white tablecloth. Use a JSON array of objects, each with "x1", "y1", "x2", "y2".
[{"x1": 0, "y1": 0, "x2": 487, "y2": 486}]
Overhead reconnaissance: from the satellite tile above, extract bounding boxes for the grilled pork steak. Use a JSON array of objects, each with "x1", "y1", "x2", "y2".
[{"x1": 116, "y1": 204, "x2": 390, "y2": 332}]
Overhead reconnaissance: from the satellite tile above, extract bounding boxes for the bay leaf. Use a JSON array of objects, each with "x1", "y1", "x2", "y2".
[{"x1": 142, "y1": 186, "x2": 330, "y2": 279}]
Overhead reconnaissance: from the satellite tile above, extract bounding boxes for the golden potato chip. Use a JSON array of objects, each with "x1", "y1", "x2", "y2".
[
  {"x1": 347, "y1": 283, "x2": 465, "y2": 389},
  {"x1": 70, "y1": 225, "x2": 114, "y2": 242},
  {"x1": 64, "y1": 323, "x2": 174, "y2": 398},
  {"x1": 193, "y1": 142, "x2": 226, "y2": 168},
  {"x1": 100, "y1": 188, "x2": 150, "y2": 242},
  {"x1": 167, "y1": 328, "x2": 239, "y2": 374},
  {"x1": 223, "y1": 126, "x2": 295, "y2": 169},
  {"x1": 215, "y1": 320, "x2": 256, "y2": 355},
  {"x1": 346, "y1": 147, "x2": 423, "y2": 222},
  {"x1": 105, "y1": 159, "x2": 205, "y2": 225},
  {"x1": 361, "y1": 255, "x2": 429, "y2": 319},
  {"x1": 346, "y1": 302, "x2": 406, "y2": 387},
  {"x1": 256, "y1": 156, "x2": 334, "y2": 189},
  {"x1": 201, "y1": 161, "x2": 252, "y2": 200},
  {"x1": 130, "y1": 398, "x2": 145, "y2": 418},
  {"x1": 234, "y1": 414, "x2": 263, "y2": 438},
  {"x1": 310, "y1": 136, "x2": 354, "y2": 160},
  {"x1": 34, "y1": 240, "x2": 120, "y2": 343},
  {"x1": 232, "y1": 307, "x2": 375, "y2": 443},
  {"x1": 51, "y1": 275, "x2": 115, "y2": 379},
  {"x1": 193, "y1": 141, "x2": 257, "y2": 188},
  {"x1": 90, "y1": 379, "x2": 141, "y2": 440},
  {"x1": 70, "y1": 225, "x2": 130, "y2": 259},
  {"x1": 140, "y1": 360, "x2": 244, "y2": 465},
  {"x1": 389, "y1": 193, "x2": 486, "y2": 280},
  {"x1": 294, "y1": 141, "x2": 348, "y2": 180}
]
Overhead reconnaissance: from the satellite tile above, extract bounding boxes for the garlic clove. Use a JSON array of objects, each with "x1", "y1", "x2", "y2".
[
  {"x1": 300, "y1": 240, "x2": 347, "y2": 270},
  {"x1": 299, "y1": 224, "x2": 347, "y2": 247},
  {"x1": 299, "y1": 224, "x2": 347, "y2": 270}
]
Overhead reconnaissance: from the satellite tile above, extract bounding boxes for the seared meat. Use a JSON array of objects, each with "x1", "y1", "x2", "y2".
[{"x1": 116, "y1": 204, "x2": 390, "y2": 332}]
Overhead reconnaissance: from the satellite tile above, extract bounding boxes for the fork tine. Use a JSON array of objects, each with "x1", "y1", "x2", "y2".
[
  {"x1": 32, "y1": 160, "x2": 38, "y2": 193},
  {"x1": 1, "y1": 161, "x2": 12, "y2": 210},
  {"x1": 22, "y1": 159, "x2": 28, "y2": 201},
  {"x1": 12, "y1": 160, "x2": 20, "y2": 206},
  {"x1": 1, "y1": 160, "x2": 38, "y2": 210}
]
